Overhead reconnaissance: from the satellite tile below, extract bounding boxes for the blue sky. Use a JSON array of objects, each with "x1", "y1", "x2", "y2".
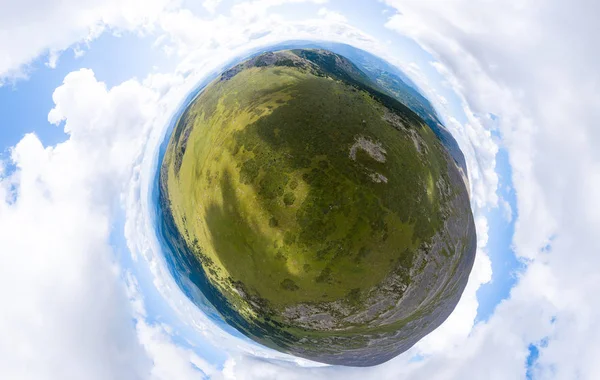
[
  {"x1": 0, "y1": 31, "x2": 170, "y2": 149},
  {"x1": 3, "y1": 28, "x2": 515, "y2": 369},
  {"x1": 475, "y1": 147, "x2": 521, "y2": 322},
  {"x1": 3, "y1": 1, "x2": 597, "y2": 379},
  {"x1": 0, "y1": 0, "x2": 515, "y2": 371}
]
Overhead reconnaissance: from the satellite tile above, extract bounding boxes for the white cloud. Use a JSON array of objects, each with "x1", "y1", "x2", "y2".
[
  {"x1": 500, "y1": 198, "x2": 513, "y2": 223},
  {"x1": 383, "y1": 0, "x2": 600, "y2": 378},
  {"x1": 0, "y1": 64, "x2": 234, "y2": 380},
  {"x1": 153, "y1": 0, "x2": 375, "y2": 73},
  {"x1": 0, "y1": 0, "x2": 174, "y2": 82},
  {"x1": 8, "y1": 0, "x2": 596, "y2": 378},
  {"x1": 45, "y1": 49, "x2": 61, "y2": 69},
  {"x1": 230, "y1": 0, "x2": 327, "y2": 21},
  {"x1": 202, "y1": 0, "x2": 222, "y2": 14},
  {"x1": 0, "y1": 69, "x2": 158, "y2": 379},
  {"x1": 127, "y1": 30, "x2": 497, "y2": 380},
  {"x1": 120, "y1": 3, "x2": 502, "y2": 379},
  {"x1": 124, "y1": 274, "x2": 220, "y2": 380},
  {"x1": 317, "y1": 8, "x2": 347, "y2": 23}
]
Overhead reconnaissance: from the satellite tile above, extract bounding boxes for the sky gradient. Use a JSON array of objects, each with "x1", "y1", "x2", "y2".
[{"x1": 1, "y1": 1, "x2": 598, "y2": 379}]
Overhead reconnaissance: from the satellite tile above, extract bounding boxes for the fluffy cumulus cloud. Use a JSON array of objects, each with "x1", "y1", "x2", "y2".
[
  {"x1": 383, "y1": 0, "x2": 600, "y2": 378},
  {"x1": 0, "y1": 65, "x2": 219, "y2": 380},
  {"x1": 1, "y1": 0, "x2": 598, "y2": 379},
  {"x1": 0, "y1": 69, "x2": 157, "y2": 379},
  {"x1": 0, "y1": 0, "x2": 174, "y2": 81},
  {"x1": 153, "y1": 0, "x2": 382, "y2": 77}
]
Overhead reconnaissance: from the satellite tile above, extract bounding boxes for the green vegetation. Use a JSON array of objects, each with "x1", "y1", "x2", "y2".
[
  {"x1": 165, "y1": 64, "x2": 443, "y2": 307},
  {"x1": 160, "y1": 49, "x2": 475, "y2": 366}
]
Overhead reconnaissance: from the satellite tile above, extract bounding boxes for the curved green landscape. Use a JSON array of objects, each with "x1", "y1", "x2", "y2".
[{"x1": 160, "y1": 49, "x2": 476, "y2": 366}]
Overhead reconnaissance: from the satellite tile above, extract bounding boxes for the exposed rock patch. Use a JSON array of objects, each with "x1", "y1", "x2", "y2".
[
  {"x1": 369, "y1": 172, "x2": 388, "y2": 183},
  {"x1": 349, "y1": 135, "x2": 387, "y2": 163}
]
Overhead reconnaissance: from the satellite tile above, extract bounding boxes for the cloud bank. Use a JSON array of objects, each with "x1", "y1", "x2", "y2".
[{"x1": 1, "y1": 0, "x2": 598, "y2": 379}]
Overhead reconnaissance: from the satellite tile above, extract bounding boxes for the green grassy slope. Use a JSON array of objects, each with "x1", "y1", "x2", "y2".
[{"x1": 162, "y1": 51, "x2": 455, "y2": 328}]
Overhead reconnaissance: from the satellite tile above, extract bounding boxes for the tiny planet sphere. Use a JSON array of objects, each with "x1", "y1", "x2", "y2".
[{"x1": 160, "y1": 48, "x2": 476, "y2": 366}]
